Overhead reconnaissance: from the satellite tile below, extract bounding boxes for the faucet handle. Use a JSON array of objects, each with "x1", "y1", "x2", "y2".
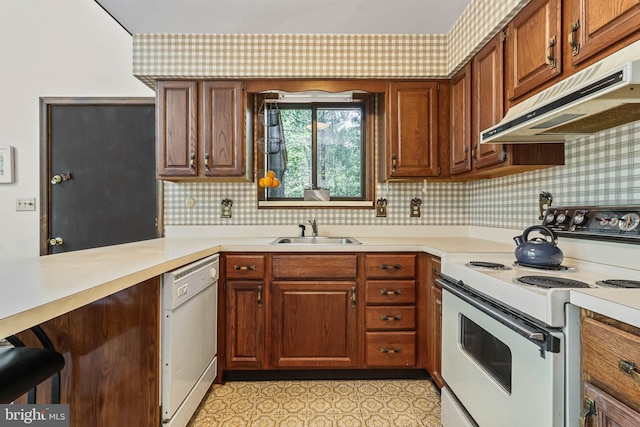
[{"x1": 298, "y1": 224, "x2": 306, "y2": 237}]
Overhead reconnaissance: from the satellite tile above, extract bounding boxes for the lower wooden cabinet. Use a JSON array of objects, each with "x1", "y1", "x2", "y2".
[
  {"x1": 271, "y1": 281, "x2": 358, "y2": 368},
  {"x1": 365, "y1": 331, "x2": 416, "y2": 367},
  {"x1": 225, "y1": 280, "x2": 266, "y2": 368},
  {"x1": 581, "y1": 312, "x2": 640, "y2": 426},
  {"x1": 583, "y1": 382, "x2": 640, "y2": 427},
  {"x1": 221, "y1": 252, "x2": 429, "y2": 373},
  {"x1": 427, "y1": 256, "x2": 444, "y2": 388}
]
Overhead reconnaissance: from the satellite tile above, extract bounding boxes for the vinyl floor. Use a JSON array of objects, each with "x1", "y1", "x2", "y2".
[{"x1": 187, "y1": 379, "x2": 441, "y2": 427}]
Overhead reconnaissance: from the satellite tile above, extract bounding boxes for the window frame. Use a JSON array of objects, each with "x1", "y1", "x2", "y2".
[{"x1": 255, "y1": 93, "x2": 376, "y2": 208}]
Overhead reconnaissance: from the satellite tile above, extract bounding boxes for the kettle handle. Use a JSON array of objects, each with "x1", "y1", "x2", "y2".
[{"x1": 521, "y1": 225, "x2": 558, "y2": 246}]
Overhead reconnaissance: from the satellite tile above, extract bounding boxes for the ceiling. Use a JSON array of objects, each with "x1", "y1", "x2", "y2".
[{"x1": 95, "y1": 0, "x2": 472, "y2": 35}]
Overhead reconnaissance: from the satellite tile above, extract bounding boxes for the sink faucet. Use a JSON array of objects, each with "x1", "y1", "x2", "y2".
[
  {"x1": 308, "y1": 219, "x2": 318, "y2": 237},
  {"x1": 298, "y1": 223, "x2": 306, "y2": 237}
]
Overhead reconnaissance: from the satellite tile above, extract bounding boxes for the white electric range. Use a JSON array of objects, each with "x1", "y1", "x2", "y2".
[{"x1": 439, "y1": 205, "x2": 640, "y2": 427}]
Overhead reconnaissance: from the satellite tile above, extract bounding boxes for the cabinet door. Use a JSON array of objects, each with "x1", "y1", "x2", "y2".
[
  {"x1": 568, "y1": 0, "x2": 640, "y2": 66},
  {"x1": 386, "y1": 82, "x2": 440, "y2": 178},
  {"x1": 505, "y1": 0, "x2": 562, "y2": 101},
  {"x1": 201, "y1": 81, "x2": 246, "y2": 178},
  {"x1": 271, "y1": 281, "x2": 358, "y2": 368},
  {"x1": 472, "y1": 34, "x2": 506, "y2": 169},
  {"x1": 450, "y1": 63, "x2": 472, "y2": 175},
  {"x1": 584, "y1": 382, "x2": 640, "y2": 427},
  {"x1": 426, "y1": 256, "x2": 444, "y2": 388},
  {"x1": 156, "y1": 81, "x2": 198, "y2": 177},
  {"x1": 225, "y1": 280, "x2": 265, "y2": 368}
]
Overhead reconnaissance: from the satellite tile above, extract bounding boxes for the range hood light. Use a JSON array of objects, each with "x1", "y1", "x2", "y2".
[{"x1": 481, "y1": 39, "x2": 640, "y2": 144}]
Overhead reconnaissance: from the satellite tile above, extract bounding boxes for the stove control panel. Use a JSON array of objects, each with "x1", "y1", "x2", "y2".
[{"x1": 543, "y1": 205, "x2": 640, "y2": 243}]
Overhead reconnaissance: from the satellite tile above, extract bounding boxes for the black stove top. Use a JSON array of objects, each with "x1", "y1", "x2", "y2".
[
  {"x1": 514, "y1": 261, "x2": 575, "y2": 271},
  {"x1": 515, "y1": 275, "x2": 591, "y2": 289},
  {"x1": 466, "y1": 261, "x2": 511, "y2": 270},
  {"x1": 596, "y1": 279, "x2": 640, "y2": 289}
]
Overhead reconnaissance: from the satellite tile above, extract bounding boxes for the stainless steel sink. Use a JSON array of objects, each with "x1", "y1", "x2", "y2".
[{"x1": 271, "y1": 236, "x2": 362, "y2": 245}]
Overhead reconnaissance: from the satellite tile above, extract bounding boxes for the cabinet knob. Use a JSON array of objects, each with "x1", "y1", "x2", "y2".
[
  {"x1": 569, "y1": 20, "x2": 580, "y2": 56},
  {"x1": 380, "y1": 347, "x2": 402, "y2": 353},
  {"x1": 234, "y1": 264, "x2": 256, "y2": 271},
  {"x1": 547, "y1": 36, "x2": 557, "y2": 69},
  {"x1": 380, "y1": 315, "x2": 402, "y2": 321},
  {"x1": 380, "y1": 263, "x2": 402, "y2": 271},
  {"x1": 380, "y1": 289, "x2": 402, "y2": 296}
]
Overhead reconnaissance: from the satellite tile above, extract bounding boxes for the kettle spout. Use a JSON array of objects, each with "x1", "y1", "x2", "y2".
[{"x1": 513, "y1": 235, "x2": 523, "y2": 246}]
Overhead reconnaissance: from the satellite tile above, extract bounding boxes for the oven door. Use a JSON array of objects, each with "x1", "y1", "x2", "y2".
[{"x1": 440, "y1": 280, "x2": 564, "y2": 427}]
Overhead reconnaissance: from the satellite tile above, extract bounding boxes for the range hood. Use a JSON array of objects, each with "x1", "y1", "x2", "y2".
[{"x1": 481, "y1": 39, "x2": 640, "y2": 144}]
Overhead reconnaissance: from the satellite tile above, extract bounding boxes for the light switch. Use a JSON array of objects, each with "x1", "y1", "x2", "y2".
[{"x1": 16, "y1": 198, "x2": 36, "y2": 211}]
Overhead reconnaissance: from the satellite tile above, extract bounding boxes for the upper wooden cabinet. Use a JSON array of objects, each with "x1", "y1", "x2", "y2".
[
  {"x1": 450, "y1": 63, "x2": 472, "y2": 175},
  {"x1": 383, "y1": 82, "x2": 440, "y2": 179},
  {"x1": 567, "y1": 0, "x2": 640, "y2": 66},
  {"x1": 505, "y1": 0, "x2": 562, "y2": 102},
  {"x1": 472, "y1": 34, "x2": 505, "y2": 170},
  {"x1": 156, "y1": 80, "x2": 250, "y2": 181},
  {"x1": 451, "y1": 34, "x2": 565, "y2": 179}
]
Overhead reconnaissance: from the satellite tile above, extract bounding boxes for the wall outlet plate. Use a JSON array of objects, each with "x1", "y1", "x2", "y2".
[
  {"x1": 221, "y1": 205, "x2": 232, "y2": 218},
  {"x1": 376, "y1": 205, "x2": 387, "y2": 217}
]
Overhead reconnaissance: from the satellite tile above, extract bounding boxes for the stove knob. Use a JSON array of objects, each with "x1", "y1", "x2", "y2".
[
  {"x1": 556, "y1": 213, "x2": 569, "y2": 224},
  {"x1": 544, "y1": 213, "x2": 556, "y2": 225},
  {"x1": 573, "y1": 212, "x2": 587, "y2": 225}
]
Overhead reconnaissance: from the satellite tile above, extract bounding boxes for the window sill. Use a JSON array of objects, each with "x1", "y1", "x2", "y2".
[{"x1": 258, "y1": 201, "x2": 373, "y2": 209}]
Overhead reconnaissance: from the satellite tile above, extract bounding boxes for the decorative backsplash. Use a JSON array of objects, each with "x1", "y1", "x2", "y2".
[{"x1": 163, "y1": 121, "x2": 640, "y2": 230}]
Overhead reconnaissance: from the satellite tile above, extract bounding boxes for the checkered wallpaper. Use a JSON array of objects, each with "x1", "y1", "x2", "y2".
[{"x1": 163, "y1": 122, "x2": 640, "y2": 229}]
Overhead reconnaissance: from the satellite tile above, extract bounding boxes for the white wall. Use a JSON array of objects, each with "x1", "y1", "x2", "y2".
[{"x1": 0, "y1": 0, "x2": 153, "y2": 259}]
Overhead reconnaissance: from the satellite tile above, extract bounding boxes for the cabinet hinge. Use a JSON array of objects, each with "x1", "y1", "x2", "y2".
[
  {"x1": 502, "y1": 29, "x2": 508, "y2": 43},
  {"x1": 437, "y1": 166, "x2": 441, "y2": 175},
  {"x1": 501, "y1": 148, "x2": 508, "y2": 162},
  {"x1": 223, "y1": 281, "x2": 227, "y2": 292},
  {"x1": 437, "y1": 82, "x2": 440, "y2": 91},
  {"x1": 242, "y1": 166, "x2": 246, "y2": 174}
]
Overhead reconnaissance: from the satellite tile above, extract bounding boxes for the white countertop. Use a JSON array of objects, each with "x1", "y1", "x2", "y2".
[
  {"x1": 4, "y1": 227, "x2": 638, "y2": 338},
  {"x1": 0, "y1": 233, "x2": 514, "y2": 338},
  {"x1": 570, "y1": 289, "x2": 640, "y2": 328}
]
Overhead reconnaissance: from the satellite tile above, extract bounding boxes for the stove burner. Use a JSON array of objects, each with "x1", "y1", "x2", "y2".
[
  {"x1": 514, "y1": 261, "x2": 576, "y2": 272},
  {"x1": 466, "y1": 261, "x2": 511, "y2": 270},
  {"x1": 596, "y1": 279, "x2": 640, "y2": 289},
  {"x1": 515, "y1": 275, "x2": 591, "y2": 289}
]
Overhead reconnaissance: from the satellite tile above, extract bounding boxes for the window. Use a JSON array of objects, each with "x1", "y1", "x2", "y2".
[{"x1": 257, "y1": 94, "x2": 373, "y2": 206}]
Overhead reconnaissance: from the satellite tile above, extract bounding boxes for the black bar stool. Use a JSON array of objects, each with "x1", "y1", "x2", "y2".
[{"x1": 0, "y1": 325, "x2": 65, "y2": 404}]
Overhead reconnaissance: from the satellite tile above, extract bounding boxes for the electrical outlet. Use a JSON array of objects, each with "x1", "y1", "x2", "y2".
[
  {"x1": 16, "y1": 198, "x2": 36, "y2": 211},
  {"x1": 376, "y1": 205, "x2": 387, "y2": 217}
]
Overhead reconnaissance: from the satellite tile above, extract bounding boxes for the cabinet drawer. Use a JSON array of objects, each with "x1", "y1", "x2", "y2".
[
  {"x1": 365, "y1": 281, "x2": 416, "y2": 304},
  {"x1": 224, "y1": 255, "x2": 265, "y2": 279},
  {"x1": 272, "y1": 254, "x2": 357, "y2": 279},
  {"x1": 365, "y1": 254, "x2": 416, "y2": 279},
  {"x1": 582, "y1": 316, "x2": 640, "y2": 413},
  {"x1": 365, "y1": 332, "x2": 416, "y2": 367},
  {"x1": 365, "y1": 306, "x2": 415, "y2": 330}
]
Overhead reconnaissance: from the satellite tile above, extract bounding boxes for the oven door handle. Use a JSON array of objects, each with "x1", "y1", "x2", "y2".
[{"x1": 438, "y1": 278, "x2": 560, "y2": 354}]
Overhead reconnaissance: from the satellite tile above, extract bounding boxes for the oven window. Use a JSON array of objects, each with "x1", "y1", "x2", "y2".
[{"x1": 461, "y1": 315, "x2": 512, "y2": 393}]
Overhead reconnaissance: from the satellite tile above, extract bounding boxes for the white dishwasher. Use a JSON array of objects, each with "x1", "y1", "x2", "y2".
[{"x1": 161, "y1": 254, "x2": 219, "y2": 427}]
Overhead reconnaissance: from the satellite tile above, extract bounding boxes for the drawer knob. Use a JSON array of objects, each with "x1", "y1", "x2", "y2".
[
  {"x1": 234, "y1": 264, "x2": 256, "y2": 271},
  {"x1": 618, "y1": 359, "x2": 640, "y2": 382},
  {"x1": 380, "y1": 347, "x2": 402, "y2": 353},
  {"x1": 380, "y1": 289, "x2": 402, "y2": 296},
  {"x1": 380, "y1": 263, "x2": 402, "y2": 271},
  {"x1": 381, "y1": 315, "x2": 402, "y2": 321}
]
